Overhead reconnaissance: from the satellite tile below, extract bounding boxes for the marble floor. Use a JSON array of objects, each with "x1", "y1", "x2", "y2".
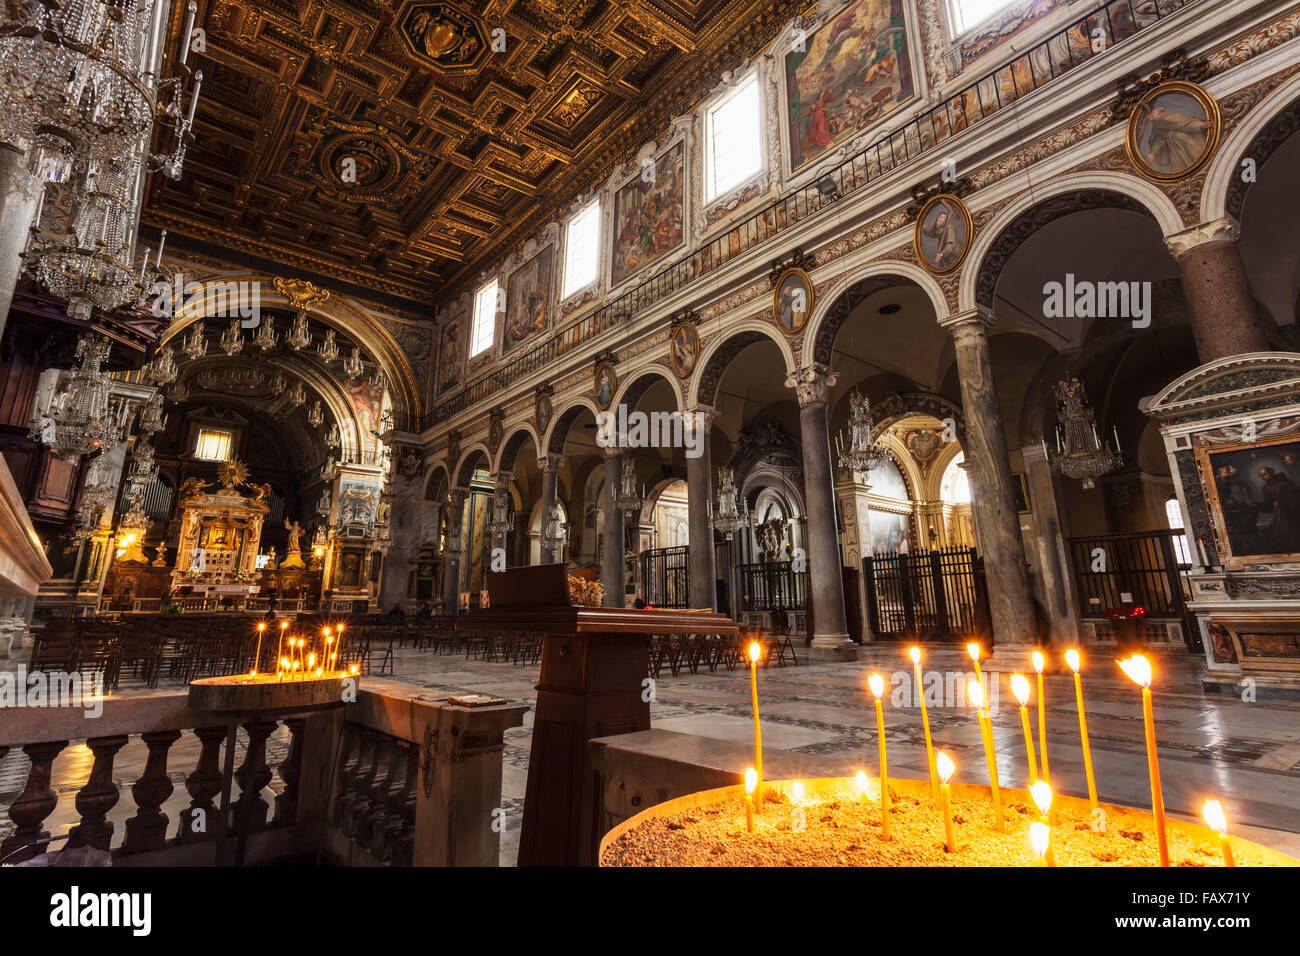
[{"x1": 3, "y1": 642, "x2": 1299, "y2": 866}]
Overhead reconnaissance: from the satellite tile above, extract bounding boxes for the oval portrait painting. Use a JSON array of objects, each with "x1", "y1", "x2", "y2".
[
  {"x1": 1126, "y1": 81, "x2": 1221, "y2": 183},
  {"x1": 535, "y1": 393, "x2": 552, "y2": 436},
  {"x1": 772, "y1": 268, "x2": 814, "y2": 337},
  {"x1": 594, "y1": 361, "x2": 618, "y2": 411},
  {"x1": 914, "y1": 194, "x2": 972, "y2": 275},
  {"x1": 669, "y1": 322, "x2": 699, "y2": 379}
]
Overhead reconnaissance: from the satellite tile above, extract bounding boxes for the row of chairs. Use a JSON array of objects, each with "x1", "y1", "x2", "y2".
[{"x1": 649, "y1": 631, "x2": 799, "y2": 679}]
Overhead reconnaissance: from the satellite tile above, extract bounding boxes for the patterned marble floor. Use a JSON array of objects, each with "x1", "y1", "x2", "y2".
[{"x1": 3, "y1": 642, "x2": 1299, "y2": 866}]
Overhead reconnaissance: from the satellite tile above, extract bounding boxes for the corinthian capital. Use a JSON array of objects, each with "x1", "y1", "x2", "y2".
[
  {"x1": 538, "y1": 454, "x2": 566, "y2": 473},
  {"x1": 938, "y1": 307, "x2": 993, "y2": 349},
  {"x1": 1164, "y1": 216, "x2": 1241, "y2": 258},
  {"x1": 785, "y1": 364, "x2": 837, "y2": 408},
  {"x1": 680, "y1": 408, "x2": 714, "y2": 436}
]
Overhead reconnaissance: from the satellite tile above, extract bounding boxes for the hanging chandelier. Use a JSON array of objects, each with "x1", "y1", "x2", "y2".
[
  {"x1": 307, "y1": 399, "x2": 324, "y2": 428},
  {"x1": 343, "y1": 346, "x2": 365, "y2": 379},
  {"x1": 165, "y1": 379, "x2": 190, "y2": 403},
  {"x1": 136, "y1": 392, "x2": 166, "y2": 435},
  {"x1": 326, "y1": 424, "x2": 340, "y2": 450},
  {"x1": 286, "y1": 381, "x2": 306, "y2": 408},
  {"x1": 541, "y1": 499, "x2": 567, "y2": 554},
  {"x1": 286, "y1": 311, "x2": 312, "y2": 350},
  {"x1": 253, "y1": 316, "x2": 278, "y2": 351},
  {"x1": 714, "y1": 466, "x2": 748, "y2": 538},
  {"x1": 122, "y1": 434, "x2": 158, "y2": 504},
  {"x1": 317, "y1": 328, "x2": 340, "y2": 364},
  {"x1": 1045, "y1": 378, "x2": 1123, "y2": 489},
  {"x1": 219, "y1": 317, "x2": 243, "y2": 356},
  {"x1": 836, "y1": 391, "x2": 891, "y2": 474},
  {"x1": 183, "y1": 321, "x2": 206, "y2": 359},
  {"x1": 30, "y1": 334, "x2": 129, "y2": 458},
  {"x1": 613, "y1": 456, "x2": 643, "y2": 513},
  {"x1": 73, "y1": 459, "x2": 117, "y2": 542},
  {"x1": 487, "y1": 488, "x2": 514, "y2": 535},
  {"x1": 148, "y1": 344, "x2": 177, "y2": 384}
]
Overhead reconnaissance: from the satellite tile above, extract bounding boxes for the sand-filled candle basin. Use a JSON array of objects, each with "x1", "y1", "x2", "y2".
[
  {"x1": 188, "y1": 673, "x2": 356, "y2": 711},
  {"x1": 600, "y1": 777, "x2": 1298, "y2": 867}
]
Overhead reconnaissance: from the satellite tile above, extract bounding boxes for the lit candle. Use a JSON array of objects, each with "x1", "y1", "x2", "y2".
[
  {"x1": 909, "y1": 646, "x2": 939, "y2": 801},
  {"x1": 966, "y1": 642, "x2": 983, "y2": 697},
  {"x1": 969, "y1": 679, "x2": 1004, "y2": 831},
  {"x1": 253, "y1": 622, "x2": 265, "y2": 676},
  {"x1": 869, "y1": 672, "x2": 890, "y2": 842},
  {"x1": 1030, "y1": 780, "x2": 1055, "y2": 866},
  {"x1": 1029, "y1": 821, "x2": 1052, "y2": 867},
  {"x1": 1197, "y1": 538, "x2": 1209, "y2": 567},
  {"x1": 748, "y1": 640, "x2": 764, "y2": 811},
  {"x1": 1118, "y1": 655, "x2": 1168, "y2": 866},
  {"x1": 1010, "y1": 674, "x2": 1038, "y2": 785},
  {"x1": 1033, "y1": 650, "x2": 1050, "y2": 784},
  {"x1": 791, "y1": 781, "x2": 805, "y2": 833},
  {"x1": 937, "y1": 751, "x2": 955, "y2": 853},
  {"x1": 1201, "y1": 800, "x2": 1235, "y2": 868},
  {"x1": 744, "y1": 768, "x2": 757, "y2": 833},
  {"x1": 855, "y1": 770, "x2": 868, "y2": 801},
  {"x1": 1065, "y1": 649, "x2": 1098, "y2": 811}
]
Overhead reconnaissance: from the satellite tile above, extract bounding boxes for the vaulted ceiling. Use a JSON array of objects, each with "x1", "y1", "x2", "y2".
[{"x1": 143, "y1": 0, "x2": 805, "y2": 307}]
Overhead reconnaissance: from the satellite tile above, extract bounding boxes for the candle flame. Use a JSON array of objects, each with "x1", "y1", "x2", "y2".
[
  {"x1": 855, "y1": 770, "x2": 868, "y2": 794},
  {"x1": 966, "y1": 642, "x2": 980, "y2": 662},
  {"x1": 908, "y1": 646, "x2": 920, "y2": 664},
  {"x1": 1065, "y1": 648, "x2": 1081, "y2": 673},
  {"x1": 1030, "y1": 780, "x2": 1053, "y2": 816},
  {"x1": 936, "y1": 751, "x2": 954, "y2": 783},
  {"x1": 1011, "y1": 673, "x2": 1031, "y2": 706},
  {"x1": 967, "y1": 679, "x2": 984, "y2": 710},
  {"x1": 792, "y1": 781, "x2": 804, "y2": 804},
  {"x1": 744, "y1": 767, "x2": 758, "y2": 795},
  {"x1": 868, "y1": 673, "x2": 884, "y2": 698},
  {"x1": 323, "y1": 627, "x2": 330, "y2": 637},
  {"x1": 1117, "y1": 654, "x2": 1152, "y2": 688},
  {"x1": 258, "y1": 623, "x2": 265, "y2": 632},
  {"x1": 1202, "y1": 799, "x2": 1228, "y2": 835},
  {"x1": 1032, "y1": 650, "x2": 1045, "y2": 674},
  {"x1": 748, "y1": 641, "x2": 761, "y2": 664},
  {"x1": 1029, "y1": 821, "x2": 1049, "y2": 859},
  {"x1": 280, "y1": 621, "x2": 288, "y2": 630}
]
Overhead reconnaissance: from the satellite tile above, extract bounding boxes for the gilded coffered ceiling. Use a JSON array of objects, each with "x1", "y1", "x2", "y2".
[{"x1": 142, "y1": 0, "x2": 807, "y2": 306}]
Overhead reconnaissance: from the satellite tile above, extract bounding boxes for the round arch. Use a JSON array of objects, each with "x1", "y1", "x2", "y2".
[
  {"x1": 612, "y1": 365, "x2": 683, "y2": 412},
  {"x1": 546, "y1": 396, "x2": 601, "y2": 455},
  {"x1": 1203, "y1": 75, "x2": 1300, "y2": 222},
  {"x1": 452, "y1": 445, "x2": 491, "y2": 488},
  {"x1": 804, "y1": 261, "x2": 950, "y2": 364},
  {"x1": 425, "y1": 465, "x2": 450, "y2": 501},
  {"x1": 691, "y1": 322, "x2": 797, "y2": 408},
  {"x1": 495, "y1": 423, "x2": 541, "y2": 474},
  {"x1": 960, "y1": 172, "x2": 1185, "y2": 312}
]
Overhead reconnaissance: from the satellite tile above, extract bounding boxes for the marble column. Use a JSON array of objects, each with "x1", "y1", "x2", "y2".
[
  {"x1": 538, "y1": 455, "x2": 564, "y2": 564},
  {"x1": 940, "y1": 310, "x2": 1037, "y2": 663},
  {"x1": 601, "y1": 450, "x2": 625, "y2": 607},
  {"x1": 442, "y1": 489, "x2": 467, "y2": 614},
  {"x1": 489, "y1": 471, "x2": 512, "y2": 568},
  {"x1": 1020, "y1": 443, "x2": 1081, "y2": 644},
  {"x1": 834, "y1": 474, "x2": 875, "y2": 643},
  {"x1": 0, "y1": 142, "x2": 41, "y2": 341},
  {"x1": 1165, "y1": 217, "x2": 1268, "y2": 363},
  {"x1": 683, "y1": 410, "x2": 716, "y2": 611},
  {"x1": 786, "y1": 364, "x2": 854, "y2": 658}
]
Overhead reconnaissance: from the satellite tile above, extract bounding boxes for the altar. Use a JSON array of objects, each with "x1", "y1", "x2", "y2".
[{"x1": 171, "y1": 459, "x2": 269, "y2": 596}]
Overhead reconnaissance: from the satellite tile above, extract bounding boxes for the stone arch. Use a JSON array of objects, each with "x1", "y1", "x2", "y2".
[
  {"x1": 961, "y1": 172, "x2": 1185, "y2": 312},
  {"x1": 691, "y1": 322, "x2": 797, "y2": 408},
  {"x1": 613, "y1": 365, "x2": 683, "y2": 412},
  {"x1": 425, "y1": 466, "x2": 449, "y2": 501},
  {"x1": 496, "y1": 424, "x2": 540, "y2": 474},
  {"x1": 869, "y1": 392, "x2": 967, "y2": 448},
  {"x1": 547, "y1": 396, "x2": 601, "y2": 455},
  {"x1": 1203, "y1": 75, "x2": 1300, "y2": 223},
  {"x1": 805, "y1": 261, "x2": 950, "y2": 365},
  {"x1": 453, "y1": 445, "x2": 490, "y2": 488}
]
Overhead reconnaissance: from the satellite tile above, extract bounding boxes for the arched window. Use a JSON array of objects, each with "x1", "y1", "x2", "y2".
[
  {"x1": 1166, "y1": 496, "x2": 1191, "y2": 565},
  {"x1": 940, "y1": 454, "x2": 971, "y2": 505},
  {"x1": 943, "y1": 0, "x2": 1016, "y2": 36},
  {"x1": 865, "y1": 455, "x2": 909, "y2": 500}
]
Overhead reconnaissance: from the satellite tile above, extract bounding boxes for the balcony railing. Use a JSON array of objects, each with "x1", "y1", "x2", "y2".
[{"x1": 414, "y1": 0, "x2": 1192, "y2": 434}]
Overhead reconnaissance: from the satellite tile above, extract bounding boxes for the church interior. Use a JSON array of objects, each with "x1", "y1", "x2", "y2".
[{"x1": 1, "y1": 0, "x2": 1300, "y2": 886}]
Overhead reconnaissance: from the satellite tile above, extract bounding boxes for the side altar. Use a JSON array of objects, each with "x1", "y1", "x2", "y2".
[{"x1": 171, "y1": 459, "x2": 269, "y2": 600}]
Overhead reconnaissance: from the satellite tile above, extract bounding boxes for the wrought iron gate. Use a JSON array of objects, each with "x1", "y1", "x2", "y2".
[
  {"x1": 640, "y1": 546, "x2": 689, "y2": 608},
  {"x1": 863, "y1": 547, "x2": 988, "y2": 640}
]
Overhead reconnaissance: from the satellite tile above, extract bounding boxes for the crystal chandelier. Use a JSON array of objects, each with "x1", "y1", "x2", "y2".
[
  {"x1": 253, "y1": 316, "x2": 278, "y2": 351},
  {"x1": 317, "y1": 328, "x2": 340, "y2": 364},
  {"x1": 220, "y1": 318, "x2": 243, "y2": 355},
  {"x1": 613, "y1": 457, "x2": 642, "y2": 512},
  {"x1": 326, "y1": 424, "x2": 340, "y2": 450},
  {"x1": 183, "y1": 321, "x2": 207, "y2": 359},
  {"x1": 286, "y1": 381, "x2": 306, "y2": 408},
  {"x1": 287, "y1": 311, "x2": 312, "y2": 350},
  {"x1": 31, "y1": 335, "x2": 129, "y2": 458},
  {"x1": 1046, "y1": 378, "x2": 1123, "y2": 489},
  {"x1": 122, "y1": 434, "x2": 158, "y2": 503},
  {"x1": 541, "y1": 500, "x2": 567, "y2": 554},
  {"x1": 136, "y1": 392, "x2": 166, "y2": 435},
  {"x1": 837, "y1": 391, "x2": 891, "y2": 474},
  {"x1": 343, "y1": 346, "x2": 365, "y2": 379},
  {"x1": 148, "y1": 345, "x2": 177, "y2": 384},
  {"x1": 487, "y1": 488, "x2": 514, "y2": 535},
  {"x1": 714, "y1": 466, "x2": 747, "y2": 538},
  {"x1": 73, "y1": 459, "x2": 117, "y2": 542},
  {"x1": 166, "y1": 379, "x2": 190, "y2": 403},
  {"x1": 307, "y1": 399, "x2": 324, "y2": 428}
]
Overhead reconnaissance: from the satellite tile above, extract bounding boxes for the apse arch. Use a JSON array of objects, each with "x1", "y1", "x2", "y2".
[
  {"x1": 805, "y1": 261, "x2": 950, "y2": 364},
  {"x1": 961, "y1": 171, "x2": 1184, "y2": 313},
  {"x1": 1202, "y1": 75, "x2": 1300, "y2": 222},
  {"x1": 691, "y1": 322, "x2": 797, "y2": 408}
]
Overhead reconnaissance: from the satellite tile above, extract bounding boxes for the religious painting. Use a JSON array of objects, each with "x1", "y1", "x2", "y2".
[
  {"x1": 594, "y1": 361, "x2": 617, "y2": 412},
  {"x1": 535, "y1": 392, "x2": 552, "y2": 436},
  {"x1": 611, "y1": 142, "x2": 686, "y2": 287},
  {"x1": 785, "y1": 0, "x2": 915, "y2": 172},
  {"x1": 503, "y1": 245, "x2": 553, "y2": 353},
  {"x1": 669, "y1": 321, "x2": 699, "y2": 379},
  {"x1": 869, "y1": 510, "x2": 913, "y2": 556},
  {"x1": 1197, "y1": 434, "x2": 1300, "y2": 569},
  {"x1": 437, "y1": 315, "x2": 462, "y2": 394},
  {"x1": 488, "y1": 415, "x2": 504, "y2": 455},
  {"x1": 346, "y1": 376, "x2": 383, "y2": 449},
  {"x1": 772, "y1": 268, "x2": 813, "y2": 336},
  {"x1": 338, "y1": 478, "x2": 382, "y2": 537},
  {"x1": 1126, "y1": 81, "x2": 1221, "y2": 183},
  {"x1": 914, "y1": 194, "x2": 972, "y2": 274}
]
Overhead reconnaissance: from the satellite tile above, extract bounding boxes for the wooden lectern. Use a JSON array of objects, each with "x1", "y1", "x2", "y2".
[{"x1": 458, "y1": 565, "x2": 739, "y2": 866}]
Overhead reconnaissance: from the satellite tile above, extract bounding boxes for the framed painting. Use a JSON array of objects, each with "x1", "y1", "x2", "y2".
[
  {"x1": 784, "y1": 0, "x2": 916, "y2": 173},
  {"x1": 1196, "y1": 433, "x2": 1300, "y2": 570},
  {"x1": 594, "y1": 361, "x2": 617, "y2": 411},
  {"x1": 772, "y1": 267, "x2": 814, "y2": 336},
  {"x1": 669, "y1": 321, "x2": 699, "y2": 379},
  {"x1": 610, "y1": 141, "x2": 686, "y2": 287},
  {"x1": 503, "y1": 244, "x2": 554, "y2": 353},
  {"x1": 436, "y1": 315, "x2": 462, "y2": 394},
  {"x1": 914, "y1": 194, "x2": 972, "y2": 274},
  {"x1": 535, "y1": 392, "x2": 552, "y2": 436},
  {"x1": 1126, "y1": 80, "x2": 1221, "y2": 183}
]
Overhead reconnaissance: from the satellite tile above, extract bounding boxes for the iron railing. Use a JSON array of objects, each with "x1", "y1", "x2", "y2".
[
  {"x1": 738, "y1": 560, "x2": 808, "y2": 612},
  {"x1": 864, "y1": 547, "x2": 988, "y2": 640},
  {"x1": 415, "y1": 0, "x2": 1193, "y2": 434},
  {"x1": 1068, "y1": 530, "x2": 1189, "y2": 618},
  {"x1": 640, "y1": 545, "x2": 689, "y2": 608}
]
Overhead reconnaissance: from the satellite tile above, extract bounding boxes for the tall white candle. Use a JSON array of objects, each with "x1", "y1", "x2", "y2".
[
  {"x1": 155, "y1": 230, "x2": 167, "y2": 268},
  {"x1": 179, "y1": 2, "x2": 197, "y2": 66},
  {"x1": 186, "y1": 72, "x2": 203, "y2": 125}
]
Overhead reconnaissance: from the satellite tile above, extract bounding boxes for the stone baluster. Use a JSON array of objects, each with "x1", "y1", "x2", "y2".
[
  {"x1": 178, "y1": 726, "x2": 225, "y2": 842},
  {"x1": 121, "y1": 729, "x2": 183, "y2": 854},
  {"x1": 346, "y1": 727, "x2": 380, "y2": 836},
  {"x1": 231, "y1": 719, "x2": 277, "y2": 831},
  {"x1": 360, "y1": 733, "x2": 395, "y2": 849},
  {"x1": 332, "y1": 722, "x2": 362, "y2": 826},
  {"x1": 390, "y1": 743, "x2": 418, "y2": 866},
  {"x1": 0, "y1": 741, "x2": 67, "y2": 864},
  {"x1": 72, "y1": 735, "x2": 129, "y2": 852},
  {"x1": 273, "y1": 717, "x2": 305, "y2": 826},
  {"x1": 382, "y1": 742, "x2": 415, "y2": 864}
]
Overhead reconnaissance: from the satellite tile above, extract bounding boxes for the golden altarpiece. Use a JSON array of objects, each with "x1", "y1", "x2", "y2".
[{"x1": 171, "y1": 459, "x2": 269, "y2": 594}]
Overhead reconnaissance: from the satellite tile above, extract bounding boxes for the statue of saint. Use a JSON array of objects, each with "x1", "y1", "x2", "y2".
[{"x1": 284, "y1": 519, "x2": 304, "y2": 555}]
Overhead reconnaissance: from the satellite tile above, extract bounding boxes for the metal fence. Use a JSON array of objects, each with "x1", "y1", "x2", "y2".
[
  {"x1": 640, "y1": 546, "x2": 689, "y2": 609},
  {"x1": 738, "y1": 560, "x2": 808, "y2": 612},
  {"x1": 1068, "y1": 530, "x2": 1188, "y2": 617},
  {"x1": 864, "y1": 547, "x2": 988, "y2": 640}
]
